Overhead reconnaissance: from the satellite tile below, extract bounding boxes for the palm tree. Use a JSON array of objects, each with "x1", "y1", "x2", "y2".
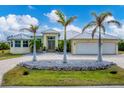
[
  {"x1": 21, "y1": 25, "x2": 39, "y2": 61},
  {"x1": 55, "y1": 10, "x2": 77, "y2": 63},
  {"x1": 82, "y1": 12, "x2": 121, "y2": 62}
]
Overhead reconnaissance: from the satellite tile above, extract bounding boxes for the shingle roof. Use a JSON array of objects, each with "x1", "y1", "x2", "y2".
[
  {"x1": 71, "y1": 32, "x2": 118, "y2": 40},
  {"x1": 8, "y1": 33, "x2": 32, "y2": 40}
]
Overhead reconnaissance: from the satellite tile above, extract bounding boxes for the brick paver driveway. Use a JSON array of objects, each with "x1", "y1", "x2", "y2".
[{"x1": 0, "y1": 53, "x2": 124, "y2": 85}]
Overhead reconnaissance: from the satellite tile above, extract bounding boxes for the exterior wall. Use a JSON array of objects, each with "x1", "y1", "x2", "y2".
[
  {"x1": 71, "y1": 39, "x2": 118, "y2": 55},
  {"x1": 43, "y1": 33, "x2": 59, "y2": 49},
  {"x1": 10, "y1": 40, "x2": 31, "y2": 54}
]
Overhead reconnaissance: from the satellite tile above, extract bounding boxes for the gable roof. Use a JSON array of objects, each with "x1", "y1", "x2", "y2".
[
  {"x1": 71, "y1": 32, "x2": 118, "y2": 40},
  {"x1": 42, "y1": 29, "x2": 60, "y2": 34},
  {"x1": 8, "y1": 33, "x2": 32, "y2": 40}
]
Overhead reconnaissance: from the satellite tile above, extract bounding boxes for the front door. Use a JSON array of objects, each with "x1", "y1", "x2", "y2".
[{"x1": 47, "y1": 36, "x2": 55, "y2": 51}]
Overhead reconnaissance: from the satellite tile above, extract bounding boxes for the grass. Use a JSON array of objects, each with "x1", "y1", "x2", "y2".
[
  {"x1": 2, "y1": 65, "x2": 124, "y2": 86},
  {"x1": 0, "y1": 50, "x2": 23, "y2": 60},
  {"x1": 118, "y1": 51, "x2": 124, "y2": 54}
]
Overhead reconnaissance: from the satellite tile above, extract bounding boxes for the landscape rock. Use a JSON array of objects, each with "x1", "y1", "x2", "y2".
[{"x1": 19, "y1": 60, "x2": 116, "y2": 71}]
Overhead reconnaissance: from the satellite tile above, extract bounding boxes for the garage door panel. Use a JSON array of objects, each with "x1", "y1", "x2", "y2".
[
  {"x1": 75, "y1": 42, "x2": 116, "y2": 54},
  {"x1": 76, "y1": 43, "x2": 98, "y2": 54},
  {"x1": 102, "y1": 43, "x2": 116, "y2": 54}
]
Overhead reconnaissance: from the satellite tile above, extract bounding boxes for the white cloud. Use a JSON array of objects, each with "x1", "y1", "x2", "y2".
[
  {"x1": 67, "y1": 25, "x2": 82, "y2": 32},
  {"x1": 28, "y1": 5, "x2": 35, "y2": 10},
  {"x1": 104, "y1": 16, "x2": 124, "y2": 39},
  {"x1": 0, "y1": 14, "x2": 39, "y2": 41},
  {"x1": 52, "y1": 27, "x2": 62, "y2": 31},
  {"x1": 107, "y1": 23, "x2": 124, "y2": 39},
  {"x1": 42, "y1": 25, "x2": 49, "y2": 29},
  {"x1": 44, "y1": 10, "x2": 59, "y2": 22},
  {"x1": 104, "y1": 16, "x2": 115, "y2": 22},
  {"x1": 40, "y1": 24, "x2": 81, "y2": 33},
  {"x1": 0, "y1": 14, "x2": 39, "y2": 32}
]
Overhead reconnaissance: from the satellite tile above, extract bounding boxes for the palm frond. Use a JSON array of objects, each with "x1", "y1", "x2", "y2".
[
  {"x1": 101, "y1": 25, "x2": 105, "y2": 34},
  {"x1": 107, "y1": 20, "x2": 121, "y2": 27},
  {"x1": 30, "y1": 25, "x2": 39, "y2": 33},
  {"x1": 92, "y1": 26, "x2": 97, "y2": 38},
  {"x1": 100, "y1": 12, "x2": 112, "y2": 23},
  {"x1": 82, "y1": 21, "x2": 97, "y2": 33},
  {"x1": 20, "y1": 25, "x2": 39, "y2": 33},
  {"x1": 65, "y1": 16, "x2": 77, "y2": 26},
  {"x1": 55, "y1": 10, "x2": 65, "y2": 25},
  {"x1": 57, "y1": 20, "x2": 65, "y2": 26},
  {"x1": 91, "y1": 12, "x2": 98, "y2": 19}
]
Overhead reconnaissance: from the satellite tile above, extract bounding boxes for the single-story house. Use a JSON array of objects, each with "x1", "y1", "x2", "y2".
[{"x1": 8, "y1": 29, "x2": 118, "y2": 55}]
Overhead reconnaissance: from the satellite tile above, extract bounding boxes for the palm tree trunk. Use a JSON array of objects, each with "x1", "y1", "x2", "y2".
[
  {"x1": 33, "y1": 33, "x2": 37, "y2": 61},
  {"x1": 97, "y1": 27, "x2": 102, "y2": 62},
  {"x1": 63, "y1": 26, "x2": 67, "y2": 63}
]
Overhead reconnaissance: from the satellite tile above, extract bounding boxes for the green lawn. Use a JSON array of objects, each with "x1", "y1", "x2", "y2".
[
  {"x1": 0, "y1": 50, "x2": 23, "y2": 60},
  {"x1": 2, "y1": 65, "x2": 124, "y2": 86},
  {"x1": 118, "y1": 51, "x2": 124, "y2": 54}
]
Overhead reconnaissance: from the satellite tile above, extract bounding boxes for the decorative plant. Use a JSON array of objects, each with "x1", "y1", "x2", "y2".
[
  {"x1": 55, "y1": 10, "x2": 77, "y2": 63},
  {"x1": 43, "y1": 46, "x2": 46, "y2": 51},
  {"x1": 20, "y1": 24, "x2": 39, "y2": 61},
  {"x1": 82, "y1": 12, "x2": 121, "y2": 62}
]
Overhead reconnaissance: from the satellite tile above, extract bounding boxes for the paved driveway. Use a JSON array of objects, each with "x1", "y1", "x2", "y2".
[{"x1": 0, "y1": 53, "x2": 124, "y2": 85}]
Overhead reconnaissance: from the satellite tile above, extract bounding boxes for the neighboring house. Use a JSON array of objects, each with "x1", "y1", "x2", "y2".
[{"x1": 7, "y1": 29, "x2": 118, "y2": 55}]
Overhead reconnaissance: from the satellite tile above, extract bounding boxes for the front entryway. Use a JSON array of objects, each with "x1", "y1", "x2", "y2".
[{"x1": 47, "y1": 36, "x2": 55, "y2": 51}]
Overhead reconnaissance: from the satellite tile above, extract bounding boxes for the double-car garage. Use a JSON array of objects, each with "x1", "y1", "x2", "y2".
[{"x1": 71, "y1": 33, "x2": 118, "y2": 55}]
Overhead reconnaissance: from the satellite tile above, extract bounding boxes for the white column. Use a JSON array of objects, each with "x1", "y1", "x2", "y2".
[
  {"x1": 13, "y1": 40, "x2": 15, "y2": 47},
  {"x1": 21, "y1": 40, "x2": 23, "y2": 48},
  {"x1": 116, "y1": 43, "x2": 118, "y2": 55}
]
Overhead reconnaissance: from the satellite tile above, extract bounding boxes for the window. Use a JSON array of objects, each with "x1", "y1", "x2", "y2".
[
  {"x1": 23, "y1": 40, "x2": 28, "y2": 47},
  {"x1": 11, "y1": 41, "x2": 13, "y2": 47},
  {"x1": 48, "y1": 36, "x2": 55, "y2": 40},
  {"x1": 15, "y1": 40, "x2": 21, "y2": 47}
]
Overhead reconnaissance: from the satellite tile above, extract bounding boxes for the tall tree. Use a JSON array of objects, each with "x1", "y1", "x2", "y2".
[
  {"x1": 21, "y1": 25, "x2": 39, "y2": 61},
  {"x1": 55, "y1": 10, "x2": 77, "y2": 63},
  {"x1": 82, "y1": 12, "x2": 121, "y2": 62}
]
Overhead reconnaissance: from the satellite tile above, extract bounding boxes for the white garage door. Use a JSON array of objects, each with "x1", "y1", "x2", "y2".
[
  {"x1": 76, "y1": 43, "x2": 98, "y2": 54},
  {"x1": 102, "y1": 43, "x2": 116, "y2": 54},
  {"x1": 75, "y1": 42, "x2": 116, "y2": 54}
]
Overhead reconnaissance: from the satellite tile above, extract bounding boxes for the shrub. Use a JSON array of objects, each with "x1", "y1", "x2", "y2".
[
  {"x1": 58, "y1": 40, "x2": 64, "y2": 52},
  {"x1": 0, "y1": 42, "x2": 10, "y2": 50},
  {"x1": 58, "y1": 40, "x2": 71, "y2": 52},
  {"x1": 29, "y1": 39, "x2": 42, "y2": 52},
  {"x1": 43, "y1": 46, "x2": 46, "y2": 51},
  {"x1": 118, "y1": 40, "x2": 124, "y2": 51},
  {"x1": 67, "y1": 40, "x2": 71, "y2": 52},
  {"x1": 23, "y1": 71, "x2": 29, "y2": 75},
  {"x1": 110, "y1": 71, "x2": 117, "y2": 74}
]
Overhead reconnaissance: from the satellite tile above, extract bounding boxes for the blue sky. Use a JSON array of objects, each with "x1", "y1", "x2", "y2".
[
  {"x1": 0, "y1": 5, "x2": 123, "y2": 26},
  {"x1": 0, "y1": 5, "x2": 124, "y2": 41}
]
